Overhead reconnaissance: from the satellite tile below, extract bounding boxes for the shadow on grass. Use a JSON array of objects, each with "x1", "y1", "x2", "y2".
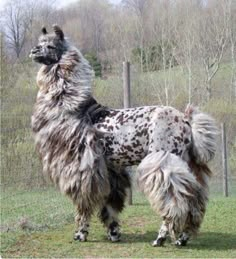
[
  {"x1": 131, "y1": 202, "x2": 148, "y2": 206},
  {"x1": 118, "y1": 231, "x2": 236, "y2": 251},
  {"x1": 188, "y1": 232, "x2": 236, "y2": 251},
  {"x1": 121, "y1": 231, "x2": 157, "y2": 243}
]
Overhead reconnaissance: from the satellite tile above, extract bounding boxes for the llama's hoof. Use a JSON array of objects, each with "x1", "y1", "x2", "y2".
[
  {"x1": 175, "y1": 239, "x2": 188, "y2": 246},
  {"x1": 108, "y1": 233, "x2": 121, "y2": 242},
  {"x1": 74, "y1": 231, "x2": 88, "y2": 242},
  {"x1": 152, "y1": 237, "x2": 166, "y2": 247}
]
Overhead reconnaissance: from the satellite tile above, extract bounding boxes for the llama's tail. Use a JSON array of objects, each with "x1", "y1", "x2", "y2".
[
  {"x1": 183, "y1": 105, "x2": 218, "y2": 235},
  {"x1": 185, "y1": 105, "x2": 218, "y2": 164},
  {"x1": 137, "y1": 151, "x2": 201, "y2": 238}
]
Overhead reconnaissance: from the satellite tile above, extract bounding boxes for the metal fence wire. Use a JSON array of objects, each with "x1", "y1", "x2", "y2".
[{"x1": 1, "y1": 62, "x2": 235, "y2": 232}]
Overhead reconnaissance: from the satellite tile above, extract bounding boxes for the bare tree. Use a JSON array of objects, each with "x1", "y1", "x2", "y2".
[
  {"x1": 229, "y1": 0, "x2": 236, "y2": 102},
  {"x1": 122, "y1": 0, "x2": 149, "y2": 72},
  {"x1": 1, "y1": 0, "x2": 57, "y2": 60},
  {"x1": 122, "y1": 0, "x2": 148, "y2": 16},
  {"x1": 108, "y1": 9, "x2": 136, "y2": 63},
  {"x1": 149, "y1": 0, "x2": 176, "y2": 105},
  {"x1": 1, "y1": 0, "x2": 31, "y2": 59},
  {"x1": 64, "y1": 0, "x2": 111, "y2": 55},
  {"x1": 196, "y1": 0, "x2": 231, "y2": 101},
  {"x1": 0, "y1": 32, "x2": 5, "y2": 88},
  {"x1": 174, "y1": 1, "x2": 200, "y2": 104}
]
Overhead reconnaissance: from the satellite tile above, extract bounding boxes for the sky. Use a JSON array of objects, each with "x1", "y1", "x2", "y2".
[
  {"x1": 0, "y1": 0, "x2": 8, "y2": 10},
  {"x1": 58, "y1": 0, "x2": 121, "y2": 7},
  {"x1": 0, "y1": 0, "x2": 122, "y2": 11}
]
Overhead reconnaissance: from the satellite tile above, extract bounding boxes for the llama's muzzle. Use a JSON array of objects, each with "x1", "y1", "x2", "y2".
[{"x1": 30, "y1": 46, "x2": 41, "y2": 58}]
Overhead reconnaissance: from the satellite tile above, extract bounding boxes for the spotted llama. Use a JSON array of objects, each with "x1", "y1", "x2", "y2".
[{"x1": 30, "y1": 25, "x2": 218, "y2": 246}]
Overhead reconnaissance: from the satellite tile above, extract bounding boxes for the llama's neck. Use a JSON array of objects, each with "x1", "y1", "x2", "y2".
[{"x1": 36, "y1": 46, "x2": 94, "y2": 112}]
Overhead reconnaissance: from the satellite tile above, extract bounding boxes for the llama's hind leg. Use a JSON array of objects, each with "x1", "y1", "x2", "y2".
[
  {"x1": 153, "y1": 222, "x2": 190, "y2": 247},
  {"x1": 74, "y1": 208, "x2": 91, "y2": 241},
  {"x1": 137, "y1": 151, "x2": 201, "y2": 246},
  {"x1": 100, "y1": 205, "x2": 121, "y2": 242},
  {"x1": 175, "y1": 232, "x2": 190, "y2": 246},
  {"x1": 152, "y1": 220, "x2": 169, "y2": 247},
  {"x1": 175, "y1": 180, "x2": 208, "y2": 246}
]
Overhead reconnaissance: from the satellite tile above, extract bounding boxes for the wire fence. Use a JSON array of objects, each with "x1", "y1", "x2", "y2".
[{"x1": 1, "y1": 62, "x2": 235, "y2": 233}]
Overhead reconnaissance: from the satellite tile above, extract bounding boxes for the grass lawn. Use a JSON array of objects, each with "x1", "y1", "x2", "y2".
[{"x1": 1, "y1": 190, "x2": 236, "y2": 258}]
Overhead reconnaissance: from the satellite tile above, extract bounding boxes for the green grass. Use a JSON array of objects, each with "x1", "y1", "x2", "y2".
[
  {"x1": 1, "y1": 188, "x2": 74, "y2": 230},
  {"x1": 1, "y1": 190, "x2": 236, "y2": 258}
]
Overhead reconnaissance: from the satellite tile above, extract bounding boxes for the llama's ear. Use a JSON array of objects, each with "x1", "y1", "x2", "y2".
[
  {"x1": 41, "y1": 27, "x2": 48, "y2": 35},
  {"x1": 53, "y1": 24, "x2": 64, "y2": 40}
]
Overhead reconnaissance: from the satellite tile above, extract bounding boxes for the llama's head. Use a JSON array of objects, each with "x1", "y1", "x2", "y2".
[{"x1": 30, "y1": 25, "x2": 67, "y2": 65}]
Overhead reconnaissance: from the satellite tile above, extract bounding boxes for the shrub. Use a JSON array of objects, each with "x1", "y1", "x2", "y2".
[{"x1": 84, "y1": 52, "x2": 102, "y2": 77}]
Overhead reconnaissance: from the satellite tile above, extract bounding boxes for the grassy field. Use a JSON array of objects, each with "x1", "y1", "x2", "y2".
[{"x1": 1, "y1": 190, "x2": 236, "y2": 258}]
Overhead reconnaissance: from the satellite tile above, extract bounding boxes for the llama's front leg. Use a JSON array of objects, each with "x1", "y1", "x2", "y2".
[
  {"x1": 175, "y1": 232, "x2": 190, "y2": 246},
  {"x1": 74, "y1": 209, "x2": 91, "y2": 242},
  {"x1": 152, "y1": 220, "x2": 169, "y2": 247}
]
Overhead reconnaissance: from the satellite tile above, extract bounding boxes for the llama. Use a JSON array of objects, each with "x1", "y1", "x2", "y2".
[{"x1": 30, "y1": 25, "x2": 218, "y2": 246}]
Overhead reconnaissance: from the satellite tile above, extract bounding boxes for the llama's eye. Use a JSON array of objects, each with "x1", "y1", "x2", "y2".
[{"x1": 47, "y1": 45, "x2": 56, "y2": 49}]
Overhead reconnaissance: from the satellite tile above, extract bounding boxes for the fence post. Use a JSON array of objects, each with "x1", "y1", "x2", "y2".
[
  {"x1": 123, "y1": 61, "x2": 131, "y2": 108},
  {"x1": 221, "y1": 123, "x2": 229, "y2": 197},
  {"x1": 123, "y1": 61, "x2": 132, "y2": 205}
]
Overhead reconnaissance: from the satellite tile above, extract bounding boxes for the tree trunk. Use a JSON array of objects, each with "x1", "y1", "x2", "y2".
[
  {"x1": 206, "y1": 81, "x2": 212, "y2": 101},
  {"x1": 188, "y1": 68, "x2": 192, "y2": 104}
]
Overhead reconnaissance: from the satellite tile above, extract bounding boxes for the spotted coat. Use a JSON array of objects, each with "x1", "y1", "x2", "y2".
[{"x1": 94, "y1": 106, "x2": 192, "y2": 167}]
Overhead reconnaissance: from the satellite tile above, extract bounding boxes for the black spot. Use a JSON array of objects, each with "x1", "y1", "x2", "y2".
[
  {"x1": 174, "y1": 136, "x2": 182, "y2": 142},
  {"x1": 133, "y1": 140, "x2": 141, "y2": 148},
  {"x1": 124, "y1": 145, "x2": 133, "y2": 152},
  {"x1": 171, "y1": 149, "x2": 179, "y2": 154},
  {"x1": 184, "y1": 138, "x2": 190, "y2": 144},
  {"x1": 136, "y1": 114, "x2": 144, "y2": 118},
  {"x1": 117, "y1": 114, "x2": 124, "y2": 125},
  {"x1": 174, "y1": 116, "x2": 179, "y2": 122}
]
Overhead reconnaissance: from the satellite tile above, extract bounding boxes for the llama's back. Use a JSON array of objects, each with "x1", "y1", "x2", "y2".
[{"x1": 95, "y1": 105, "x2": 193, "y2": 167}]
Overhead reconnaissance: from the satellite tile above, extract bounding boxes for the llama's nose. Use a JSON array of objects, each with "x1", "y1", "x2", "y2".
[{"x1": 31, "y1": 46, "x2": 41, "y2": 54}]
